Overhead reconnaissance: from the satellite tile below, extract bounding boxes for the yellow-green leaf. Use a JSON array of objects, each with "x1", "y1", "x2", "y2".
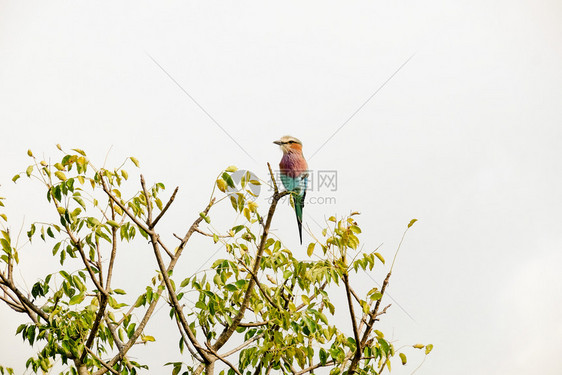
[
  {"x1": 408, "y1": 218, "x2": 418, "y2": 228},
  {"x1": 54, "y1": 171, "x2": 67, "y2": 181},
  {"x1": 216, "y1": 178, "x2": 227, "y2": 192},
  {"x1": 72, "y1": 148, "x2": 86, "y2": 156},
  {"x1": 225, "y1": 165, "x2": 238, "y2": 172},
  {"x1": 57, "y1": 207, "x2": 66, "y2": 215},
  {"x1": 199, "y1": 212, "x2": 211, "y2": 224},
  {"x1": 243, "y1": 207, "x2": 251, "y2": 221},
  {"x1": 107, "y1": 220, "x2": 120, "y2": 228},
  {"x1": 307, "y1": 242, "x2": 315, "y2": 257},
  {"x1": 413, "y1": 344, "x2": 424, "y2": 349},
  {"x1": 130, "y1": 157, "x2": 140, "y2": 167},
  {"x1": 56, "y1": 144, "x2": 62, "y2": 150},
  {"x1": 142, "y1": 335, "x2": 155, "y2": 342},
  {"x1": 374, "y1": 252, "x2": 385, "y2": 264},
  {"x1": 12, "y1": 174, "x2": 20, "y2": 183},
  {"x1": 425, "y1": 344, "x2": 433, "y2": 354},
  {"x1": 26, "y1": 165, "x2": 33, "y2": 177},
  {"x1": 399, "y1": 352, "x2": 407, "y2": 365},
  {"x1": 27, "y1": 149, "x2": 33, "y2": 157}
]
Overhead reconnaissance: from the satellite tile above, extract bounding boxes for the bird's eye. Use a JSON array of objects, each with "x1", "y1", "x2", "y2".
[{"x1": 288, "y1": 141, "x2": 295, "y2": 144}]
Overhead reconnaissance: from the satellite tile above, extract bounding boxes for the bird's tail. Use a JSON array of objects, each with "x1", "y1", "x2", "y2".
[{"x1": 294, "y1": 190, "x2": 306, "y2": 244}]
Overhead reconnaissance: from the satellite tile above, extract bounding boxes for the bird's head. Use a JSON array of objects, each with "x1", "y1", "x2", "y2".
[{"x1": 273, "y1": 135, "x2": 303, "y2": 154}]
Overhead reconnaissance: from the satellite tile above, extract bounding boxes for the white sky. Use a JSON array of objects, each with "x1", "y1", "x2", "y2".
[{"x1": 1, "y1": 1, "x2": 562, "y2": 374}]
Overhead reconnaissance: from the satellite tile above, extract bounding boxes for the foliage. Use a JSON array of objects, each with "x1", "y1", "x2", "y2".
[{"x1": 0, "y1": 147, "x2": 431, "y2": 374}]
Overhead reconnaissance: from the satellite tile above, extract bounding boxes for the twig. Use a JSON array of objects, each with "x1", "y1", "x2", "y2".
[
  {"x1": 296, "y1": 360, "x2": 336, "y2": 375},
  {"x1": 220, "y1": 331, "x2": 265, "y2": 358},
  {"x1": 151, "y1": 187, "x2": 179, "y2": 228},
  {"x1": 84, "y1": 346, "x2": 119, "y2": 375}
]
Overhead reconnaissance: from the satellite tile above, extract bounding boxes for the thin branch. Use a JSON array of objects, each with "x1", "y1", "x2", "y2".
[
  {"x1": 236, "y1": 257, "x2": 280, "y2": 310},
  {"x1": 105, "y1": 209, "x2": 118, "y2": 289},
  {"x1": 347, "y1": 271, "x2": 392, "y2": 374},
  {"x1": 343, "y1": 273, "x2": 362, "y2": 366},
  {"x1": 193, "y1": 228, "x2": 230, "y2": 238},
  {"x1": 173, "y1": 312, "x2": 204, "y2": 363},
  {"x1": 205, "y1": 343, "x2": 242, "y2": 375},
  {"x1": 151, "y1": 186, "x2": 179, "y2": 228},
  {"x1": 296, "y1": 360, "x2": 336, "y2": 375},
  {"x1": 0, "y1": 291, "x2": 25, "y2": 312},
  {"x1": 0, "y1": 272, "x2": 48, "y2": 322},
  {"x1": 220, "y1": 331, "x2": 265, "y2": 358},
  {"x1": 238, "y1": 321, "x2": 269, "y2": 328},
  {"x1": 84, "y1": 346, "x2": 119, "y2": 375},
  {"x1": 80, "y1": 293, "x2": 108, "y2": 362}
]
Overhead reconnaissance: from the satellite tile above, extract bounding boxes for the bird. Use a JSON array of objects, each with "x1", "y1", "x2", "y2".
[{"x1": 273, "y1": 135, "x2": 308, "y2": 244}]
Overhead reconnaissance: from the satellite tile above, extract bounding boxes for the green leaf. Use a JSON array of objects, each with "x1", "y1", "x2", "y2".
[
  {"x1": 113, "y1": 289, "x2": 126, "y2": 295},
  {"x1": 69, "y1": 293, "x2": 85, "y2": 305},
  {"x1": 25, "y1": 165, "x2": 33, "y2": 177},
  {"x1": 73, "y1": 196, "x2": 86, "y2": 209},
  {"x1": 12, "y1": 174, "x2": 20, "y2": 183},
  {"x1": 408, "y1": 218, "x2": 418, "y2": 228},
  {"x1": 107, "y1": 220, "x2": 120, "y2": 228},
  {"x1": 222, "y1": 172, "x2": 235, "y2": 189},
  {"x1": 0, "y1": 238, "x2": 11, "y2": 254},
  {"x1": 374, "y1": 252, "x2": 385, "y2": 264},
  {"x1": 319, "y1": 348, "x2": 327, "y2": 365},
  {"x1": 399, "y1": 352, "x2": 407, "y2": 365},
  {"x1": 199, "y1": 212, "x2": 211, "y2": 224}
]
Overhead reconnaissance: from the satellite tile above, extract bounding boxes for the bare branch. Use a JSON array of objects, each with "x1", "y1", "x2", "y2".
[
  {"x1": 151, "y1": 186, "x2": 179, "y2": 228},
  {"x1": 296, "y1": 360, "x2": 336, "y2": 375},
  {"x1": 238, "y1": 321, "x2": 269, "y2": 328},
  {"x1": 0, "y1": 272, "x2": 48, "y2": 322},
  {"x1": 220, "y1": 331, "x2": 265, "y2": 358}
]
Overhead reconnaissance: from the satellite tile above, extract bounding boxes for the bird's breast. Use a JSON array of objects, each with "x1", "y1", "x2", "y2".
[{"x1": 279, "y1": 152, "x2": 308, "y2": 178}]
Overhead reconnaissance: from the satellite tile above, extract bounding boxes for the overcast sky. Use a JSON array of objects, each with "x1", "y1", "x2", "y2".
[{"x1": 1, "y1": 1, "x2": 562, "y2": 374}]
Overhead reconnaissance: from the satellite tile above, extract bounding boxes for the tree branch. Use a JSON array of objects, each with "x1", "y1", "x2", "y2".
[
  {"x1": 151, "y1": 187, "x2": 179, "y2": 228},
  {"x1": 212, "y1": 164, "x2": 288, "y2": 352},
  {"x1": 342, "y1": 273, "x2": 362, "y2": 369}
]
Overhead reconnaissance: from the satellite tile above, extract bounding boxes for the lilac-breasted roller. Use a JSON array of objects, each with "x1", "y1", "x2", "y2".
[{"x1": 274, "y1": 136, "x2": 308, "y2": 244}]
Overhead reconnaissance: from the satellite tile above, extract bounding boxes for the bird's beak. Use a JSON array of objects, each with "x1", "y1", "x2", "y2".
[{"x1": 273, "y1": 140, "x2": 282, "y2": 145}]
